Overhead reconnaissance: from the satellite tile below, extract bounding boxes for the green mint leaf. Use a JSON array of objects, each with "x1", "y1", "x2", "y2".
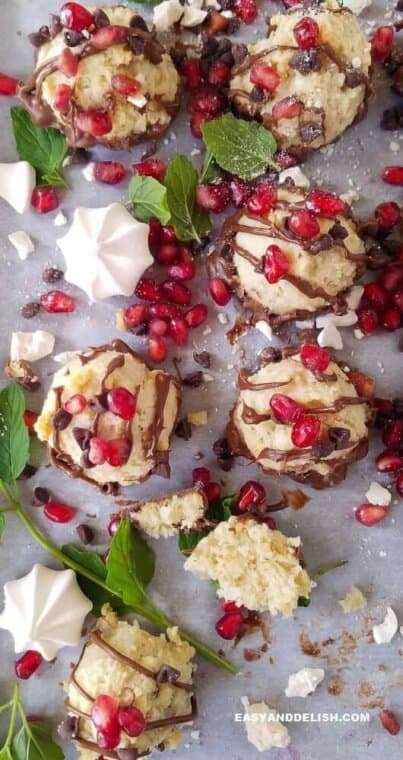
[
  {"x1": 199, "y1": 150, "x2": 223, "y2": 184},
  {"x1": 62, "y1": 544, "x2": 130, "y2": 615},
  {"x1": 127, "y1": 175, "x2": 171, "y2": 224},
  {"x1": 311, "y1": 559, "x2": 348, "y2": 581},
  {"x1": 202, "y1": 113, "x2": 277, "y2": 181},
  {"x1": 178, "y1": 494, "x2": 236, "y2": 556},
  {"x1": 298, "y1": 596, "x2": 311, "y2": 607},
  {"x1": 165, "y1": 155, "x2": 211, "y2": 243},
  {"x1": 0, "y1": 384, "x2": 30, "y2": 484},
  {"x1": 12, "y1": 721, "x2": 64, "y2": 760},
  {"x1": 10, "y1": 107, "x2": 69, "y2": 189},
  {"x1": 0, "y1": 748, "x2": 14, "y2": 760},
  {"x1": 0, "y1": 513, "x2": 5, "y2": 540},
  {"x1": 106, "y1": 519, "x2": 155, "y2": 607},
  {"x1": 178, "y1": 529, "x2": 207, "y2": 556}
]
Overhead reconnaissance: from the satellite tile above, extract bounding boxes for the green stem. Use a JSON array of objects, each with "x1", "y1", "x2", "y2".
[{"x1": 1, "y1": 684, "x2": 19, "y2": 750}]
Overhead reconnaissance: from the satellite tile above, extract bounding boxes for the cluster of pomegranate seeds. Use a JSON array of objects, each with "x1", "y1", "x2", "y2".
[
  {"x1": 181, "y1": 59, "x2": 201, "y2": 90},
  {"x1": 54, "y1": 83, "x2": 72, "y2": 112},
  {"x1": 293, "y1": 17, "x2": 320, "y2": 49},
  {"x1": 288, "y1": 209, "x2": 320, "y2": 239},
  {"x1": 0, "y1": 73, "x2": 18, "y2": 96},
  {"x1": 371, "y1": 399, "x2": 403, "y2": 503},
  {"x1": 60, "y1": 2, "x2": 94, "y2": 31},
  {"x1": 92, "y1": 693, "x2": 146, "y2": 748},
  {"x1": 272, "y1": 97, "x2": 303, "y2": 121},
  {"x1": 15, "y1": 650, "x2": 43, "y2": 680},
  {"x1": 355, "y1": 503, "x2": 388, "y2": 527},
  {"x1": 44, "y1": 501, "x2": 77, "y2": 524},
  {"x1": 247, "y1": 183, "x2": 276, "y2": 216},
  {"x1": 307, "y1": 190, "x2": 346, "y2": 218},
  {"x1": 209, "y1": 61, "x2": 231, "y2": 87},
  {"x1": 111, "y1": 74, "x2": 141, "y2": 95},
  {"x1": 40, "y1": 290, "x2": 76, "y2": 314},
  {"x1": 382, "y1": 166, "x2": 403, "y2": 186},
  {"x1": 75, "y1": 110, "x2": 112, "y2": 137},
  {"x1": 380, "y1": 709, "x2": 400, "y2": 736},
  {"x1": 31, "y1": 187, "x2": 59, "y2": 214},
  {"x1": 89, "y1": 437, "x2": 131, "y2": 467},
  {"x1": 232, "y1": 0, "x2": 257, "y2": 24},
  {"x1": 270, "y1": 393, "x2": 303, "y2": 424},
  {"x1": 371, "y1": 26, "x2": 395, "y2": 62},
  {"x1": 250, "y1": 61, "x2": 280, "y2": 93},
  {"x1": 357, "y1": 257, "x2": 403, "y2": 336},
  {"x1": 196, "y1": 182, "x2": 231, "y2": 214},
  {"x1": 208, "y1": 277, "x2": 231, "y2": 306},
  {"x1": 300, "y1": 344, "x2": 330, "y2": 373},
  {"x1": 94, "y1": 161, "x2": 126, "y2": 185},
  {"x1": 106, "y1": 387, "x2": 137, "y2": 420},
  {"x1": 263, "y1": 244, "x2": 289, "y2": 283},
  {"x1": 133, "y1": 159, "x2": 166, "y2": 182},
  {"x1": 63, "y1": 393, "x2": 87, "y2": 415}
]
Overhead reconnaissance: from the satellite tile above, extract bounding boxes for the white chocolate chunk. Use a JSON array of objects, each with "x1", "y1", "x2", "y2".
[
  {"x1": 285, "y1": 667, "x2": 325, "y2": 698},
  {"x1": 365, "y1": 482, "x2": 391, "y2": 507},
  {"x1": 0, "y1": 161, "x2": 36, "y2": 214},
  {"x1": 8, "y1": 231, "x2": 35, "y2": 260},
  {"x1": 372, "y1": 607, "x2": 398, "y2": 644},
  {"x1": 10, "y1": 331, "x2": 55, "y2": 362}
]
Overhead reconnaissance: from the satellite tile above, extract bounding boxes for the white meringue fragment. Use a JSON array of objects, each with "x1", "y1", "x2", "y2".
[
  {"x1": 240, "y1": 697, "x2": 290, "y2": 751},
  {"x1": 365, "y1": 481, "x2": 391, "y2": 507},
  {"x1": 316, "y1": 311, "x2": 357, "y2": 329},
  {"x1": 278, "y1": 166, "x2": 310, "y2": 188},
  {"x1": 8, "y1": 230, "x2": 35, "y2": 260},
  {"x1": 317, "y1": 323, "x2": 343, "y2": 350},
  {"x1": 346, "y1": 285, "x2": 364, "y2": 311},
  {"x1": 372, "y1": 607, "x2": 398, "y2": 645},
  {"x1": 181, "y1": 5, "x2": 208, "y2": 26},
  {"x1": 11, "y1": 330, "x2": 55, "y2": 362},
  {"x1": 255, "y1": 320, "x2": 273, "y2": 340},
  {"x1": 153, "y1": 0, "x2": 184, "y2": 31},
  {"x1": 58, "y1": 202, "x2": 153, "y2": 301},
  {"x1": 285, "y1": 667, "x2": 325, "y2": 698},
  {"x1": 0, "y1": 564, "x2": 93, "y2": 660},
  {"x1": 0, "y1": 161, "x2": 36, "y2": 214}
]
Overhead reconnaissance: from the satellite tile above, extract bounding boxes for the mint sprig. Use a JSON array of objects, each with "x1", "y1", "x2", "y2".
[
  {"x1": 164, "y1": 155, "x2": 211, "y2": 243},
  {"x1": 0, "y1": 685, "x2": 64, "y2": 760},
  {"x1": 10, "y1": 107, "x2": 69, "y2": 189},
  {"x1": 201, "y1": 113, "x2": 277, "y2": 181},
  {"x1": 127, "y1": 175, "x2": 171, "y2": 224}
]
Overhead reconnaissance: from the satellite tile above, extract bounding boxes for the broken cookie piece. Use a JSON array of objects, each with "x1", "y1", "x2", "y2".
[{"x1": 119, "y1": 487, "x2": 208, "y2": 539}]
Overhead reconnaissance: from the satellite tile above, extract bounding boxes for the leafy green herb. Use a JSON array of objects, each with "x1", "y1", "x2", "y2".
[
  {"x1": 199, "y1": 150, "x2": 223, "y2": 184},
  {"x1": 311, "y1": 559, "x2": 348, "y2": 581},
  {"x1": 0, "y1": 512, "x2": 5, "y2": 540},
  {"x1": 297, "y1": 596, "x2": 311, "y2": 608},
  {"x1": 165, "y1": 155, "x2": 211, "y2": 243},
  {"x1": 62, "y1": 543, "x2": 126, "y2": 615},
  {"x1": 0, "y1": 685, "x2": 64, "y2": 760},
  {"x1": 0, "y1": 384, "x2": 30, "y2": 484},
  {"x1": 202, "y1": 113, "x2": 277, "y2": 181},
  {"x1": 10, "y1": 107, "x2": 69, "y2": 188},
  {"x1": 106, "y1": 519, "x2": 155, "y2": 607},
  {"x1": 127, "y1": 174, "x2": 171, "y2": 224},
  {"x1": 179, "y1": 494, "x2": 236, "y2": 556}
]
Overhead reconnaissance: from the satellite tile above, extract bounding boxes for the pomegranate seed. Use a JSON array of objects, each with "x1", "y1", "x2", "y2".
[
  {"x1": 92, "y1": 695, "x2": 120, "y2": 734},
  {"x1": 355, "y1": 503, "x2": 388, "y2": 527},
  {"x1": 272, "y1": 97, "x2": 304, "y2": 121},
  {"x1": 185, "y1": 303, "x2": 208, "y2": 328},
  {"x1": 307, "y1": 190, "x2": 346, "y2": 217},
  {"x1": 220, "y1": 599, "x2": 242, "y2": 613},
  {"x1": 289, "y1": 209, "x2": 320, "y2": 239},
  {"x1": 233, "y1": 0, "x2": 257, "y2": 24},
  {"x1": 149, "y1": 302, "x2": 179, "y2": 320},
  {"x1": 107, "y1": 387, "x2": 137, "y2": 420},
  {"x1": 380, "y1": 709, "x2": 400, "y2": 736},
  {"x1": 75, "y1": 110, "x2": 112, "y2": 137},
  {"x1": 148, "y1": 336, "x2": 167, "y2": 363},
  {"x1": 196, "y1": 183, "x2": 231, "y2": 214},
  {"x1": 64, "y1": 394, "x2": 87, "y2": 415},
  {"x1": 291, "y1": 415, "x2": 321, "y2": 448},
  {"x1": 250, "y1": 61, "x2": 281, "y2": 93},
  {"x1": 371, "y1": 26, "x2": 395, "y2": 62},
  {"x1": 187, "y1": 88, "x2": 225, "y2": 115},
  {"x1": 0, "y1": 73, "x2": 18, "y2": 96},
  {"x1": 58, "y1": 48, "x2": 79, "y2": 77},
  {"x1": 190, "y1": 112, "x2": 213, "y2": 138},
  {"x1": 61, "y1": 2, "x2": 93, "y2": 31},
  {"x1": 124, "y1": 303, "x2": 149, "y2": 328},
  {"x1": 118, "y1": 706, "x2": 146, "y2": 738},
  {"x1": 208, "y1": 62, "x2": 231, "y2": 87},
  {"x1": 15, "y1": 650, "x2": 43, "y2": 680},
  {"x1": 135, "y1": 278, "x2": 162, "y2": 302},
  {"x1": 161, "y1": 280, "x2": 192, "y2": 306},
  {"x1": 204, "y1": 482, "x2": 221, "y2": 502},
  {"x1": 396, "y1": 473, "x2": 403, "y2": 497},
  {"x1": 148, "y1": 218, "x2": 162, "y2": 249},
  {"x1": 167, "y1": 259, "x2": 196, "y2": 281},
  {"x1": 376, "y1": 451, "x2": 403, "y2": 473},
  {"x1": 293, "y1": 17, "x2": 319, "y2": 49},
  {"x1": 94, "y1": 161, "x2": 126, "y2": 185},
  {"x1": 247, "y1": 184, "x2": 277, "y2": 216},
  {"x1": 237, "y1": 480, "x2": 266, "y2": 512},
  {"x1": 89, "y1": 438, "x2": 110, "y2": 466},
  {"x1": 54, "y1": 84, "x2": 72, "y2": 111},
  {"x1": 357, "y1": 307, "x2": 379, "y2": 334},
  {"x1": 382, "y1": 419, "x2": 403, "y2": 449},
  {"x1": 106, "y1": 438, "x2": 131, "y2": 467},
  {"x1": 31, "y1": 187, "x2": 59, "y2": 214},
  {"x1": 229, "y1": 178, "x2": 251, "y2": 207},
  {"x1": 111, "y1": 74, "x2": 141, "y2": 95},
  {"x1": 362, "y1": 282, "x2": 388, "y2": 310},
  {"x1": 192, "y1": 466, "x2": 210, "y2": 487},
  {"x1": 24, "y1": 410, "x2": 38, "y2": 432},
  {"x1": 169, "y1": 316, "x2": 189, "y2": 346},
  {"x1": 215, "y1": 612, "x2": 243, "y2": 639},
  {"x1": 380, "y1": 307, "x2": 401, "y2": 332},
  {"x1": 149, "y1": 318, "x2": 169, "y2": 337},
  {"x1": 40, "y1": 290, "x2": 75, "y2": 313},
  {"x1": 181, "y1": 59, "x2": 201, "y2": 90},
  {"x1": 374, "y1": 398, "x2": 393, "y2": 416},
  {"x1": 161, "y1": 225, "x2": 177, "y2": 243},
  {"x1": 382, "y1": 166, "x2": 403, "y2": 186},
  {"x1": 263, "y1": 244, "x2": 289, "y2": 283},
  {"x1": 394, "y1": 245, "x2": 403, "y2": 264},
  {"x1": 300, "y1": 344, "x2": 330, "y2": 373},
  {"x1": 133, "y1": 159, "x2": 166, "y2": 182},
  {"x1": 108, "y1": 515, "x2": 122, "y2": 536},
  {"x1": 270, "y1": 394, "x2": 303, "y2": 424},
  {"x1": 274, "y1": 150, "x2": 299, "y2": 169},
  {"x1": 375, "y1": 201, "x2": 401, "y2": 229},
  {"x1": 209, "y1": 277, "x2": 231, "y2": 306},
  {"x1": 393, "y1": 289, "x2": 403, "y2": 312},
  {"x1": 44, "y1": 501, "x2": 77, "y2": 523},
  {"x1": 92, "y1": 25, "x2": 127, "y2": 49},
  {"x1": 379, "y1": 266, "x2": 403, "y2": 293},
  {"x1": 97, "y1": 728, "x2": 121, "y2": 751}
]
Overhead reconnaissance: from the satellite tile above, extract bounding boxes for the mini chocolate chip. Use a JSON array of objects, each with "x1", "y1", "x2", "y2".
[
  {"x1": 250, "y1": 86, "x2": 265, "y2": 102},
  {"x1": 143, "y1": 39, "x2": 164, "y2": 64},
  {"x1": 70, "y1": 147, "x2": 91, "y2": 164},
  {"x1": 290, "y1": 48, "x2": 322, "y2": 75},
  {"x1": 53, "y1": 409, "x2": 73, "y2": 431},
  {"x1": 128, "y1": 34, "x2": 145, "y2": 55},
  {"x1": 21, "y1": 302, "x2": 41, "y2": 319},
  {"x1": 344, "y1": 68, "x2": 367, "y2": 88},
  {"x1": 130, "y1": 15, "x2": 148, "y2": 31},
  {"x1": 58, "y1": 716, "x2": 79, "y2": 741},
  {"x1": 117, "y1": 750, "x2": 140, "y2": 760},
  {"x1": 259, "y1": 347, "x2": 282, "y2": 364},
  {"x1": 380, "y1": 104, "x2": 403, "y2": 130},
  {"x1": 312, "y1": 440, "x2": 336, "y2": 459},
  {"x1": 33, "y1": 487, "x2": 51, "y2": 506},
  {"x1": 175, "y1": 418, "x2": 192, "y2": 440},
  {"x1": 28, "y1": 26, "x2": 50, "y2": 46},
  {"x1": 73, "y1": 427, "x2": 92, "y2": 450},
  {"x1": 217, "y1": 456, "x2": 233, "y2": 471},
  {"x1": 193, "y1": 351, "x2": 211, "y2": 368},
  {"x1": 393, "y1": 398, "x2": 403, "y2": 417},
  {"x1": 300, "y1": 122, "x2": 324, "y2": 144},
  {"x1": 42, "y1": 267, "x2": 64, "y2": 283},
  {"x1": 156, "y1": 664, "x2": 181, "y2": 683},
  {"x1": 182, "y1": 371, "x2": 204, "y2": 388},
  {"x1": 227, "y1": 17, "x2": 241, "y2": 34},
  {"x1": 396, "y1": 0, "x2": 403, "y2": 11},
  {"x1": 202, "y1": 37, "x2": 219, "y2": 59},
  {"x1": 328, "y1": 427, "x2": 351, "y2": 449},
  {"x1": 213, "y1": 437, "x2": 231, "y2": 456},
  {"x1": 308, "y1": 234, "x2": 333, "y2": 253},
  {"x1": 153, "y1": 462, "x2": 170, "y2": 479},
  {"x1": 64, "y1": 29, "x2": 85, "y2": 46},
  {"x1": 94, "y1": 8, "x2": 110, "y2": 27},
  {"x1": 76, "y1": 523, "x2": 94, "y2": 544},
  {"x1": 329, "y1": 223, "x2": 348, "y2": 240}
]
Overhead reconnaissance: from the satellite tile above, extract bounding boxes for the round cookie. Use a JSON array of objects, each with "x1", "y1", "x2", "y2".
[
  {"x1": 20, "y1": 5, "x2": 181, "y2": 149},
  {"x1": 208, "y1": 181, "x2": 366, "y2": 326},
  {"x1": 34, "y1": 340, "x2": 181, "y2": 493},
  {"x1": 229, "y1": 2, "x2": 371, "y2": 154},
  {"x1": 227, "y1": 349, "x2": 373, "y2": 489}
]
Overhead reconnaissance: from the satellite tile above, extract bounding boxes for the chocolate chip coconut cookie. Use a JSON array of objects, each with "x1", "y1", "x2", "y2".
[
  {"x1": 229, "y1": 1, "x2": 371, "y2": 154},
  {"x1": 227, "y1": 346, "x2": 373, "y2": 489},
  {"x1": 208, "y1": 180, "x2": 366, "y2": 326},
  {"x1": 34, "y1": 340, "x2": 181, "y2": 493},
  {"x1": 19, "y1": 5, "x2": 181, "y2": 149}
]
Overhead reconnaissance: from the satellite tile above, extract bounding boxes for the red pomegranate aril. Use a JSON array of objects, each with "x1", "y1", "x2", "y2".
[
  {"x1": 233, "y1": 0, "x2": 257, "y2": 25},
  {"x1": 148, "y1": 336, "x2": 167, "y2": 363},
  {"x1": 124, "y1": 303, "x2": 149, "y2": 328},
  {"x1": 0, "y1": 73, "x2": 18, "y2": 96},
  {"x1": 362, "y1": 282, "x2": 388, "y2": 310},
  {"x1": 92, "y1": 25, "x2": 127, "y2": 49},
  {"x1": 40, "y1": 290, "x2": 75, "y2": 313},
  {"x1": 111, "y1": 74, "x2": 141, "y2": 95},
  {"x1": 220, "y1": 599, "x2": 242, "y2": 613},
  {"x1": 247, "y1": 184, "x2": 276, "y2": 216},
  {"x1": 149, "y1": 318, "x2": 169, "y2": 337},
  {"x1": 161, "y1": 280, "x2": 192, "y2": 306},
  {"x1": 24, "y1": 409, "x2": 38, "y2": 432},
  {"x1": 375, "y1": 450, "x2": 403, "y2": 473},
  {"x1": 107, "y1": 387, "x2": 137, "y2": 420},
  {"x1": 300, "y1": 344, "x2": 330, "y2": 373},
  {"x1": 237, "y1": 480, "x2": 266, "y2": 512},
  {"x1": 307, "y1": 190, "x2": 346, "y2": 218},
  {"x1": 208, "y1": 62, "x2": 231, "y2": 87},
  {"x1": 192, "y1": 466, "x2": 210, "y2": 487},
  {"x1": 204, "y1": 481, "x2": 221, "y2": 502},
  {"x1": 196, "y1": 183, "x2": 231, "y2": 214},
  {"x1": 44, "y1": 501, "x2": 77, "y2": 523},
  {"x1": 357, "y1": 307, "x2": 379, "y2": 334},
  {"x1": 133, "y1": 159, "x2": 166, "y2": 182},
  {"x1": 167, "y1": 260, "x2": 196, "y2": 282},
  {"x1": 396, "y1": 473, "x2": 403, "y2": 497},
  {"x1": 291, "y1": 415, "x2": 321, "y2": 448},
  {"x1": 250, "y1": 61, "x2": 280, "y2": 93},
  {"x1": 54, "y1": 83, "x2": 72, "y2": 111},
  {"x1": 31, "y1": 187, "x2": 59, "y2": 214},
  {"x1": 379, "y1": 266, "x2": 403, "y2": 293},
  {"x1": 148, "y1": 218, "x2": 162, "y2": 249},
  {"x1": 161, "y1": 225, "x2": 177, "y2": 244},
  {"x1": 289, "y1": 209, "x2": 320, "y2": 239},
  {"x1": 188, "y1": 88, "x2": 225, "y2": 115},
  {"x1": 97, "y1": 728, "x2": 121, "y2": 751},
  {"x1": 293, "y1": 17, "x2": 320, "y2": 49},
  {"x1": 190, "y1": 112, "x2": 214, "y2": 138},
  {"x1": 382, "y1": 166, "x2": 403, "y2": 186},
  {"x1": 380, "y1": 307, "x2": 401, "y2": 332},
  {"x1": 94, "y1": 161, "x2": 126, "y2": 185},
  {"x1": 215, "y1": 612, "x2": 243, "y2": 640},
  {"x1": 270, "y1": 393, "x2": 303, "y2": 424},
  {"x1": 61, "y1": 2, "x2": 94, "y2": 31},
  {"x1": 149, "y1": 302, "x2": 179, "y2": 320},
  {"x1": 107, "y1": 438, "x2": 131, "y2": 467},
  {"x1": 209, "y1": 277, "x2": 231, "y2": 306},
  {"x1": 263, "y1": 244, "x2": 289, "y2": 283},
  {"x1": 375, "y1": 201, "x2": 401, "y2": 229},
  {"x1": 155, "y1": 243, "x2": 179, "y2": 265},
  {"x1": 64, "y1": 394, "x2": 87, "y2": 415},
  {"x1": 355, "y1": 503, "x2": 388, "y2": 527},
  {"x1": 169, "y1": 316, "x2": 189, "y2": 346},
  {"x1": 371, "y1": 26, "x2": 395, "y2": 62},
  {"x1": 274, "y1": 150, "x2": 299, "y2": 169},
  {"x1": 382, "y1": 420, "x2": 403, "y2": 449},
  {"x1": 229, "y1": 178, "x2": 251, "y2": 208},
  {"x1": 75, "y1": 110, "x2": 112, "y2": 137},
  {"x1": 272, "y1": 97, "x2": 304, "y2": 121},
  {"x1": 92, "y1": 695, "x2": 120, "y2": 734},
  {"x1": 393, "y1": 289, "x2": 403, "y2": 312},
  {"x1": 181, "y1": 58, "x2": 201, "y2": 90},
  {"x1": 15, "y1": 650, "x2": 43, "y2": 680},
  {"x1": 118, "y1": 706, "x2": 146, "y2": 738},
  {"x1": 89, "y1": 437, "x2": 110, "y2": 466},
  {"x1": 185, "y1": 303, "x2": 208, "y2": 328},
  {"x1": 58, "y1": 48, "x2": 79, "y2": 77},
  {"x1": 135, "y1": 277, "x2": 162, "y2": 302},
  {"x1": 380, "y1": 709, "x2": 400, "y2": 736}
]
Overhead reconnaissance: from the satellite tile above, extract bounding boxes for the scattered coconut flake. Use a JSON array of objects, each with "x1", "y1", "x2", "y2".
[
  {"x1": 346, "y1": 285, "x2": 364, "y2": 311},
  {"x1": 240, "y1": 697, "x2": 290, "y2": 751},
  {"x1": 181, "y1": 2, "x2": 208, "y2": 26},
  {"x1": 128, "y1": 94, "x2": 148, "y2": 109},
  {"x1": 285, "y1": 668, "x2": 325, "y2": 698},
  {"x1": 372, "y1": 607, "x2": 398, "y2": 645},
  {"x1": 190, "y1": 730, "x2": 200, "y2": 741},
  {"x1": 82, "y1": 162, "x2": 95, "y2": 182},
  {"x1": 365, "y1": 482, "x2": 391, "y2": 507},
  {"x1": 255, "y1": 320, "x2": 273, "y2": 340},
  {"x1": 316, "y1": 311, "x2": 357, "y2": 329},
  {"x1": 278, "y1": 166, "x2": 310, "y2": 188},
  {"x1": 389, "y1": 141, "x2": 400, "y2": 154},
  {"x1": 317, "y1": 323, "x2": 343, "y2": 350},
  {"x1": 339, "y1": 586, "x2": 367, "y2": 613},
  {"x1": 153, "y1": 0, "x2": 184, "y2": 31},
  {"x1": 115, "y1": 308, "x2": 126, "y2": 331},
  {"x1": 54, "y1": 210, "x2": 67, "y2": 226},
  {"x1": 202, "y1": 373, "x2": 214, "y2": 382},
  {"x1": 340, "y1": 189, "x2": 360, "y2": 206},
  {"x1": 53, "y1": 350, "x2": 79, "y2": 364},
  {"x1": 354, "y1": 328, "x2": 365, "y2": 340},
  {"x1": 295, "y1": 319, "x2": 314, "y2": 329},
  {"x1": 218, "y1": 312, "x2": 228, "y2": 325},
  {"x1": 11, "y1": 331, "x2": 55, "y2": 362},
  {"x1": 8, "y1": 231, "x2": 35, "y2": 260}
]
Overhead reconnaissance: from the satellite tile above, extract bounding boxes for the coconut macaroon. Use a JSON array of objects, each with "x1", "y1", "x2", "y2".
[
  {"x1": 19, "y1": 5, "x2": 181, "y2": 149},
  {"x1": 208, "y1": 181, "x2": 366, "y2": 326},
  {"x1": 119, "y1": 488, "x2": 208, "y2": 539},
  {"x1": 185, "y1": 516, "x2": 312, "y2": 615},
  {"x1": 34, "y1": 340, "x2": 180, "y2": 493},
  {"x1": 59, "y1": 610, "x2": 195, "y2": 759},
  {"x1": 227, "y1": 347, "x2": 373, "y2": 489},
  {"x1": 229, "y1": 1, "x2": 371, "y2": 154}
]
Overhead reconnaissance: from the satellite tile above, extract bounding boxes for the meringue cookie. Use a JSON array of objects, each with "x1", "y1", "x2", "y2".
[
  {"x1": 0, "y1": 564, "x2": 93, "y2": 660},
  {"x1": 0, "y1": 161, "x2": 36, "y2": 214},
  {"x1": 58, "y1": 203, "x2": 153, "y2": 301}
]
